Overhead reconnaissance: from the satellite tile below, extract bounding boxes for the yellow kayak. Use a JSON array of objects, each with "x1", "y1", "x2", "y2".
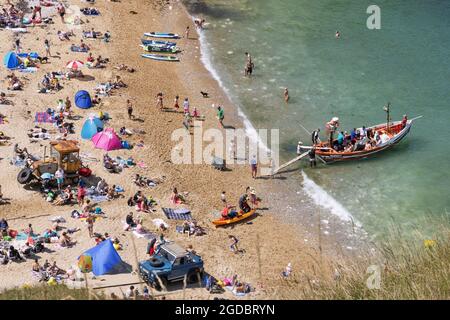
[{"x1": 212, "y1": 209, "x2": 257, "y2": 227}]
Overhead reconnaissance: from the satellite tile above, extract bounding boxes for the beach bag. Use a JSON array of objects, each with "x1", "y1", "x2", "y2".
[{"x1": 79, "y1": 167, "x2": 92, "y2": 177}]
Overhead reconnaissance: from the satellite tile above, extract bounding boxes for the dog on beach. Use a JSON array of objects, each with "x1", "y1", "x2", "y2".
[{"x1": 200, "y1": 91, "x2": 209, "y2": 98}]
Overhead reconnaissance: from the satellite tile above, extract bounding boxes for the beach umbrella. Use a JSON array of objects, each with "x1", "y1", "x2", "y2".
[
  {"x1": 91, "y1": 128, "x2": 122, "y2": 151},
  {"x1": 81, "y1": 116, "x2": 104, "y2": 140},
  {"x1": 66, "y1": 60, "x2": 84, "y2": 70},
  {"x1": 78, "y1": 254, "x2": 93, "y2": 273}
]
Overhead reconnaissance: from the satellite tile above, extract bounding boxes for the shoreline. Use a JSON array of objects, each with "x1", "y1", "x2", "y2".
[{"x1": 0, "y1": 0, "x2": 369, "y2": 299}]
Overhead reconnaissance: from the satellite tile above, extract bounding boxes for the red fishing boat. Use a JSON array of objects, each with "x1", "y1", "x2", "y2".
[{"x1": 312, "y1": 118, "x2": 418, "y2": 164}]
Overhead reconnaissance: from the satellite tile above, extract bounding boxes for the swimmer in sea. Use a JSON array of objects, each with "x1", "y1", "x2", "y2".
[
  {"x1": 335, "y1": 30, "x2": 341, "y2": 39},
  {"x1": 284, "y1": 88, "x2": 289, "y2": 103}
]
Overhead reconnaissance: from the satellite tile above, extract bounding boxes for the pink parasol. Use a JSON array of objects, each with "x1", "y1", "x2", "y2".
[{"x1": 91, "y1": 128, "x2": 122, "y2": 151}]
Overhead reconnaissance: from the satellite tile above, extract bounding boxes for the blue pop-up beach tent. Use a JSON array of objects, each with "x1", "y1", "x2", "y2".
[
  {"x1": 81, "y1": 117, "x2": 104, "y2": 139},
  {"x1": 3, "y1": 51, "x2": 20, "y2": 69},
  {"x1": 75, "y1": 90, "x2": 92, "y2": 109},
  {"x1": 78, "y1": 239, "x2": 123, "y2": 276}
]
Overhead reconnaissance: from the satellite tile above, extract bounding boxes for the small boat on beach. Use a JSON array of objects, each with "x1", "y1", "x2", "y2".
[
  {"x1": 140, "y1": 44, "x2": 180, "y2": 53},
  {"x1": 272, "y1": 107, "x2": 422, "y2": 174},
  {"x1": 141, "y1": 39, "x2": 177, "y2": 47},
  {"x1": 212, "y1": 209, "x2": 257, "y2": 227},
  {"x1": 141, "y1": 54, "x2": 180, "y2": 62},
  {"x1": 304, "y1": 118, "x2": 418, "y2": 164},
  {"x1": 144, "y1": 32, "x2": 180, "y2": 39}
]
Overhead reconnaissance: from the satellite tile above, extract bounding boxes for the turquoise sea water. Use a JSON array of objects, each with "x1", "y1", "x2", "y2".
[{"x1": 185, "y1": 0, "x2": 450, "y2": 238}]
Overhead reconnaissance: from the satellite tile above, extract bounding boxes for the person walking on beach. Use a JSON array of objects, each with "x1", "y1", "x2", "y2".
[
  {"x1": 217, "y1": 106, "x2": 224, "y2": 127},
  {"x1": 44, "y1": 39, "x2": 51, "y2": 57},
  {"x1": 173, "y1": 95, "x2": 180, "y2": 110},
  {"x1": 183, "y1": 97, "x2": 190, "y2": 114},
  {"x1": 284, "y1": 88, "x2": 289, "y2": 103},
  {"x1": 185, "y1": 26, "x2": 190, "y2": 39},
  {"x1": 156, "y1": 92, "x2": 164, "y2": 110},
  {"x1": 86, "y1": 214, "x2": 94, "y2": 238},
  {"x1": 183, "y1": 112, "x2": 192, "y2": 132},
  {"x1": 250, "y1": 155, "x2": 258, "y2": 179},
  {"x1": 229, "y1": 235, "x2": 239, "y2": 253},
  {"x1": 127, "y1": 99, "x2": 133, "y2": 119},
  {"x1": 77, "y1": 185, "x2": 86, "y2": 206},
  {"x1": 14, "y1": 38, "x2": 21, "y2": 53},
  {"x1": 57, "y1": 3, "x2": 66, "y2": 23},
  {"x1": 221, "y1": 191, "x2": 227, "y2": 207}
]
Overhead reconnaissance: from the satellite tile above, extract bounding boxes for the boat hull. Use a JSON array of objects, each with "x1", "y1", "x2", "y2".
[{"x1": 315, "y1": 120, "x2": 412, "y2": 163}]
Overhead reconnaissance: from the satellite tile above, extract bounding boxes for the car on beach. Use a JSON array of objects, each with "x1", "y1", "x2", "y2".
[{"x1": 138, "y1": 242, "x2": 204, "y2": 290}]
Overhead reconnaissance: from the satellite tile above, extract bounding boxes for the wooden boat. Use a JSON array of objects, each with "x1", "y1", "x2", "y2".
[
  {"x1": 144, "y1": 32, "x2": 180, "y2": 39},
  {"x1": 312, "y1": 119, "x2": 415, "y2": 163},
  {"x1": 141, "y1": 54, "x2": 180, "y2": 62},
  {"x1": 212, "y1": 209, "x2": 257, "y2": 227},
  {"x1": 140, "y1": 44, "x2": 180, "y2": 53}
]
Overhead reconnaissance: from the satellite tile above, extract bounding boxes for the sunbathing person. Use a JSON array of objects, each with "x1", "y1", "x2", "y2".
[
  {"x1": 87, "y1": 52, "x2": 95, "y2": 63},
  {"x1": 7, "y1": 73, "x2": 23, "y2": 90},
  {"x1": 53, "y1": 187, "x2": 73, "y2": 205},
  {"x1": 8, "y1": 245, "x2": 24, "y2": 261},
  {"x1": 171, "y1": 187, "x2": 185, "y2": 204},
  {"x1": 59, "y1": 232, "x2": 73, "y2": 248},
  {"x1": 80, "y1": 39, "x2": 90, "y2": 51},
  {"x1": 92, "y1": 94, "x2": 102, "y2": 105},
  {"x1": 106, "y1": 185, "x2": 118, "y2": 200},
  {"x1": 114, "y1": 64, "x2": 135, "y2": 73},
  {"x1": 125, "y1": 212, "x2": 137, "y2": 230},
  {"x1": 112, "y1": 75, "x2": 126, "y2": 88}
]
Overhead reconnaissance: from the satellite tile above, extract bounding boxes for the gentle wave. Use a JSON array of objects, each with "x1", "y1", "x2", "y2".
[{"x1": 301, "y1": 171, "x2": 360, "y2": 226}]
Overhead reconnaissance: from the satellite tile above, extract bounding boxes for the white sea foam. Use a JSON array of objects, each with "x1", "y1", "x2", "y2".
[{"x1": 301, "y1": 171, "x2": 360, "y2": 225}]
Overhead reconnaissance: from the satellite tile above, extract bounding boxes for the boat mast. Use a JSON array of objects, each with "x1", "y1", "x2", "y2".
[{"x1": 384, "y1": 102, "x2": 391, "y2": 133}]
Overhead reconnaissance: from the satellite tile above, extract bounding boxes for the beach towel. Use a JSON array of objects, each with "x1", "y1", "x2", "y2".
[
  {"x1": 162, "y1": 208, "x2": 192, "y2": 220},
  {"x1": 152, "y1": 218, "x2": 169, "y2": 229},
  {"x1": 35, "y1": 112, "x2": 54, "y2": 124},
  {"x1": 16, "y1": 232, "x2": 40, "y2": 241},
  {"x1": 50, "y1": 216, "x2": 66, "y2": 223},
  {"x1": 83, "y1": 31, "x2": 102, "y2": 38},
  {"x1": 87, "y1": 195, "x2": 108, "y2": 202},
  {"x1": 81, "y1": 8, "x2": 100, "y2": 16},
  {"x1": 19, "y1": 67, "x2": 38, "y2": 73},
  {"x1": 133, "y1": 230, "x2": 156, "y2": 240},
  {"x1": 71, "y1": 46, "x2": 89, "y2": 52}
]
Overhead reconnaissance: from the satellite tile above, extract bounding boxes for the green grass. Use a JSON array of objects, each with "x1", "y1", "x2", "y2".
[
  {"x1": 0, "y1": 285, "x2": 105, "y2": 300},
  {"x1": 273, "y1": 228, "x2": 450, "y2": 299}
]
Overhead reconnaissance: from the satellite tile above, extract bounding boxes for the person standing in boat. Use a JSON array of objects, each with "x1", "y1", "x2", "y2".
[
  {"x1": 308, "y1": 147, "x2": 316, "y2": 168},
  {"x1": 401, "y1": 114, "x2": 408, "y2": 129},
  {"x1": 311, "y1": 128, "x2": 321, "y2": 145},
  {"x1": 326, "y1": 117, "x2": 339, "y2": 147}
]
